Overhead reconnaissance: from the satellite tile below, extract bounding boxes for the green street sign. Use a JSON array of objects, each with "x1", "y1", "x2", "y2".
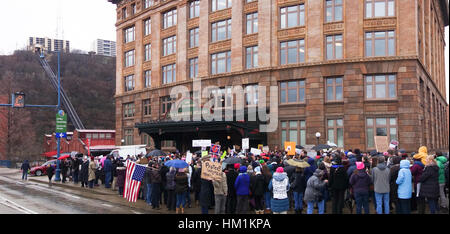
[{"x1": 56, "y1": 110, "x2": 67, "y2": 133}]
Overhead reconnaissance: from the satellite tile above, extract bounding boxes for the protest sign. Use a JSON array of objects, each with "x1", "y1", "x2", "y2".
[
  {"x1": 250, "y1": 148, "x2": 262, "y2": 156},
  {"x1": 193, "y1": 139, "x2": 211, "y2": 147},
  {"x1": 284, "y1": 141, "x2": 296, "y2": 155},
  {"x1": 201, "y1": 161, "x2": 222, "y2": 181},
  {"x1": 201, "y1": 151, "x2": 208, "y2": 157},
  {"x1": 257, "y1": 144, "x2": 263, "y2": 150},
  {"x1": 262, "y1": 146, "x2": 269, "y2": 153},
  {"x1": 374, "y1": 136, "x2": 389, "y2": 153},
  {"x1": 242, "y1": 138, "x2": 249, "y2": 150},
  {"x1": 210, "y1": 144, "x2": 221, "y2": 156},
  {"x1": 185, "y1": 151, "x2": 192, "y2": 164}
]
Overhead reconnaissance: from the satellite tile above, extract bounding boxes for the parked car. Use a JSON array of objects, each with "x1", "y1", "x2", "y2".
[{"x1": 30, "y1": 160, "x2": 56, "y2": 176}]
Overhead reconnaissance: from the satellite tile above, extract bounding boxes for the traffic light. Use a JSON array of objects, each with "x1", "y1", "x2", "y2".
[{"x1": 12, "y1": 92, "x2": 25, "y2": 108}]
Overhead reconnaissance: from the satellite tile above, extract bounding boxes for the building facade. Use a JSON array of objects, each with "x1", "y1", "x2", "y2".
[
  {"x1": 109, "y1": 0, "x2": 449, "y2": 153},
  {"x1": 28, "y1": 37, "x2": 70, "y2": 53},
  {"x1": 93, "y1": 39, "x2": 117, "y2": 57}
]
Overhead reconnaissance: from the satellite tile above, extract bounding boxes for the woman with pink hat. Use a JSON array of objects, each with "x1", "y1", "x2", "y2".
[
  {"x1": 349, "y1": 161, "x2": 372, "y2": 214},
  {"x1": 268, "y1": 167, "x2": 290, "y2": 214}
]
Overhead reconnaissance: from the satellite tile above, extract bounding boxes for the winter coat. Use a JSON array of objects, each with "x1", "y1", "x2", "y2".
[
  {"x1": 21, "y1": 161, "x2": 30, "y2": 171},
  {"x1": 160, "y1": 165, "x2": 169, "y2": 186},
  {"x1": 212, "y1": 172, "x2": 228, "y2": 196},
  {"x1": 175, "y1": 172, "x2": 189, "y2": 194},
  {"x1": 291, "y1": 171, "x2": 307, "y2": 193},
  {"x1": 191, "y1": 167, "x2": 202, "y2": 193},
  {"x1": 389, "y1": 156, "x2": 402, "y2": 201},
  {"x1": 79, "y1": 161, "x2": 89, "y2": 183},
  {"x1": 418, "y1": 165, "x2": 440, "y2": 198},
  {"x1": 410, "y1": 160, "x2": 424, "y2": 188},
  {"x1": 104, "y1": 158, "x2": 112, "y2": 173},
  {"x1": 436, "y1": 156, "x2": 448, "y2": 184},
  {"x1": 371, "y1": 162, "x2": 390, "y2": 194},
  {"x1": 262, "y1": 172, "x2": 272, "y2": 193},
  {"x1": 268, "y1": 172, "x2": 290, "y2": 212},
  {"x1": 226, "y1": 169, "x2": 238, "y2": 197},
  {"x1": 116, "y1": 166, "x2": 126, "y2": 187},
  {"x1": 150, "y1": 168, "x2": 162, "y2": 184},
  {"x1": 88, "y1": 160, "x2": 96, "y2": 181},
  {"x1": 47, "y1": 165, "x2": 55, "y2": 178},
  {"x1": 396, "y1": 160, "x2": 412, "y2": 199},
  {"x1": 250, "y1": 173, "x2": 266, "y2": 196},
  {"x1": 199, "y1": 170, "x2": 214, "y2": 207},
  {"x1": 304, "y1": 169, "x2": 327, "y2": 202},
  {"x1": 304, "y1": 158, "x2": 317, "y2": 182},
  {"x1": 165, "y1": 169, "x2": 176, "y2": 190},
  {"x1": 329, "y1": 164, "x2": 348, "y2": 190},
  {"x1": 234, "y1": 166, "x2": 250, "y2": 196},
  {"x1": 349, "y1": 170, "x2": 371, "y2": 195},
  {"x1": 346, "y1": 157, "x2": 357, "y2": 178},
  {"x1": 413, "y1": 146, "x2": 428, "y2": 165}
]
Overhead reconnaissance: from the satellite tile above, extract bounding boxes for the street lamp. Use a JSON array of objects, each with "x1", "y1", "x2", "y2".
[
  {"x1": 121, "y1": 139, "x2": 125, "y2": 145},
  {"x1": 315, "y1": 132, "x2": 321, "y2": 145}
]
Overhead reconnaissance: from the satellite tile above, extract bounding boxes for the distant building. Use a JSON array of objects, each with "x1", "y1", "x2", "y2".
[
  {"x1": 28, "y1": 37, "x2": 70, "y2": 53},
  {"x1": 93, "y1": 39, "x2": 116, "y2": 57}
]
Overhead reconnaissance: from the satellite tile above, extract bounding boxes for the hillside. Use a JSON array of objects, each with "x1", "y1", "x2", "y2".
[{"x1": 0, "y1": 51, "x2": 116, "y2": 161}]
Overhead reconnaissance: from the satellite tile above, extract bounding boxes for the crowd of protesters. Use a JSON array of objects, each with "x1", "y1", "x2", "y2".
[{"x1": 32, "y1": 145, "x2": 449, "y2": 214}]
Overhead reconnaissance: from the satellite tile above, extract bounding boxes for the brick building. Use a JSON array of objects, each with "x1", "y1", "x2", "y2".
[
  {"x1": 108, "y1": 0, "x2": 449, "y2": 153},
  {"x1": 0, "y1": 95, "x2": 9, "y2": 160}
]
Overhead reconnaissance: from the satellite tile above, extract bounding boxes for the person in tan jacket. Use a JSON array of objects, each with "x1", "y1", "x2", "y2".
[
  {"x1": 88, "y1": 156, "x2": 97, "y2": 188},
  {"x1": 213, "y1": 167, "x2": 228, "y2": 214}
]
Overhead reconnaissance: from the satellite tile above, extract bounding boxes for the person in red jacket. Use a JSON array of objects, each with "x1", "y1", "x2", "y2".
[{"x1": 410, "y1": 157, "x2": 425, "y2": 213}]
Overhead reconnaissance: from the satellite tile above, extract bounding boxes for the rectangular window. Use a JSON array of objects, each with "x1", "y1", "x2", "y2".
[
  {"x1": 211, "y1": 0, "x2": 232, "y2": 12},
  {"x1": 365, "y1": 31, "x2": 395, "y2": 57},
  {"x1": 162, "y1": 35, "x2": 176, "y2": 56},
  {"x1": 131, "y1": 3, "x2": 136, "y2": 15},
  {"x1": 365, "y1": 0, "x2": 395, "y2": 18},
  {"x1": 144, "y1": 44, "x2": 151, "y2": 61},
  {"x1": 211, "y1": 19, "x2": 232, "y2": 42},
  {"x1": 143, "y1": 0, "x2": 155, "y2": 9},
  {"x1": 245, "y1": 84, "x2": 259, "y2": 106},
  {"x1": 280, "y1": 80, "x2": 306, "y2": 104},
  {"x1": 325, "y1": 0, "x2": 343, "y2": 22},
  {"x1": 162, "y1": 64, "x2": 176, "y2": 84},
  {"x1": 144, "y1": 70, "x2": 151, "y2": 88},
  {"x1": 124, "y1": 75, "x2": 135, "y2": 92},
  {"x1": 122, "y1": 7, "x2": 127, "y2": 19},
  {"x1": 124, "y1": 26, "x2": 135, "y2": 43},
  {"x1": 124, "y1": 50, "x2": 135, "y2": 67},
  {"x1": 143, "y1": 99, "x2": 151, "y2": 116},
  {"x1": 281, "y1": 120, "x2": 306, "y2": 146},
  {"x1": 161, "y1": 96, "x2": 175, "y2": 116},
  {"x1": 211, "y1": 51, "x2": 231, "y2": 74},
  {"x1": 366, "y1": 117, "x2": 397, "y2": 148},
  {"x1": 189, "y1": 57, "x2": 199, "y2": 79},
  {"x1": 144, "y1": 18, "x2": 151, "y2": 36},
  {"x1": 124, "y1": 129, "x2": 134, "y2": 145},
  {"x1": 189, "y1": 27, "x2": 199, "y2": 48},
  {"x1": 210, "y1": 87, "x2": 232, "y2": 108},
  {"x1": 189, "y1": 0, "x2": 200, "y2": 18},
  {"x1": 327, "y1": 118, "x2": 344, "y2": 148},
  {"x1": 246, "y1": 12, "x2": 258, "y2": 34},
  {"x1": 326, "y1": 34, "x2": 343, "y2": 60},
  {"x1": 365, "y1": 74, "x2": 396, "y2": 99},
  {"x1": 280, "y1": 39, "x2": 305, "y2": 65},
  {"x1": 163, "y1": 8, "x2": 177, "y2": 29},
  {"x1": 123, "y1": 103, "x2": 135, "y2": 118},
  {"x1": 280, "y1": 4, "x2": 305, "y2": 29},
  {"x1": 246, "y1": 46, "x2": 258, "y2": 69},
  {"x1": 326, "y1": 77, "x2": 343, "y2": 102}
]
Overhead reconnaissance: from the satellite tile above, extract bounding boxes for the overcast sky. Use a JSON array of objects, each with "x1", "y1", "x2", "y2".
[{"x1": 0, "y1": 0, "x2": 448, "y2": 103}]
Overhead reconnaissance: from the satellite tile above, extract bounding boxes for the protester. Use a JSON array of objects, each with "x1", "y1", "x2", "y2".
[
  {"x1": 410, "y1": 156, "x2": 425, "y2": 213},
  {"x1": 72, "y1": 156, "x2": 81, "y2": 184},
  {"x1": 268, "y1": 167, "x2": 290, "y2": 214},
  {"x1": 150, "y1": 163, "x2": 162, "y2": 210},
  {"x1": 213, "y1": 165, "x2": 228, "y2": 214},
  {"x1": 389, "y1": 156, "x2": 402, "y2": 212},
  {"x1": 79, "y1": 156, "x2": 89, "y2": 188},
  {"x1": 175, "y1": 168, "x2": 189, "y2": 214},
  {"x1": 47, "y1": 163, "x2": 55, "y2": 187},
  {"x1": 396, "y1": 159, "x2": 413, "y2": 214},
  {"x1": 235, "y1": 165, "x2": 250, "y2": 214},
  {"x1": 88, "y1": 156, "x2": 96, "y2": 189},
  {"x1": 261, "y1": 164, "x2": 273, "y2": 214},
  {"x1": 304, "y1": 168, "x2": 328, "y2": 214},
  {"x1": 418, "y1": 155, "x2": 440, "y2": 214},
  {"x1": 199, "y1": 161, "x2": 214, "y2": 214},
  {"x1": 250, "y1": 166, "x2": 265, "y2": 214},
  {"x1": 371, "y1": 156, "x2": 390, "y2": 214},
  {"x1": 61, "y1": 158, "x2": 69, "y2": 183},
  {"x1": 116, "y1": 161, "x2": 126, "y2": 196},
  {"x1": 166, "y1": 167, "x2": 177, "y2": 211},
  {"x1": 21, "y1": 160, "x2": 30, "y2": 180},
  {"x1": 104, "y1": 156, "x2": 112, "y2": 188},
  {"x1": 435, "y1": 152, "x2": 448, "y2": 210},
  {"x1": 329, "y1": 156, "x2": 348, "y2": 214},
  {"x1": 349, "y1": 162, "x2": 371, "y2": 214}
]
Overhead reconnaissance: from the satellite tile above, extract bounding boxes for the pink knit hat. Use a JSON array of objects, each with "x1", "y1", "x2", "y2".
[
  {"x1": 276, "y1": 167, "x2": 284, "y2": 173},
  {"x1": 356, "y1": 161, "x2": 365, "y2": 170}
]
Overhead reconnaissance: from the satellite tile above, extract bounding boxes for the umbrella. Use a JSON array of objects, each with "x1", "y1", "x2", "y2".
[
  {"x1": 296, "y1": 145, "x2": 304, "y2": 149},
  {"x1": 223, "y1": 157, "x2": 242, "y2": 164},
  {"x1": 58, "y1": 154, "x2": 70, "y2": 160},
  {"x1": 164, "y1": 159, "x2": 189, "y2": 169},
  {"x1": 312, "y1": 144, "x2": 332, "y2": 151},
  {"x1": 286, "y1": 159, "x2": 310, "y2": 168},
  {"x1": 146, "y1": 149, "x2": 167, "y2": 157}
]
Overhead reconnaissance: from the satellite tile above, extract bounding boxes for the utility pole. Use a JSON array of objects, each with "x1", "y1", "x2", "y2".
[{"x1": 55, "y1": 51, "x2": 62, "y2": 181}]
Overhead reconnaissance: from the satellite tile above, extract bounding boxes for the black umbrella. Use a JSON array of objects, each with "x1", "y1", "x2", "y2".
[
  {"x1": 312, "y1": 144, "x2": 332, "y2": 151},
  {"x1": 194, "y1": 150, "x2": 202, "y2": 156},
  {"x1": 296, "y1": 145, "x2": 304, "y2": 149},
  {"x1": 146, "y1": 149, "x2": 167, "y2": 157},
  {"x1": 223, "y1": 157, "x2": 242, "y2": 164}
]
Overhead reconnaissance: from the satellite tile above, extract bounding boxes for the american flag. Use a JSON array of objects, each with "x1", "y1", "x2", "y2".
[{"x1": 124, "y1": 160, "x2": 146, "y2": 202}]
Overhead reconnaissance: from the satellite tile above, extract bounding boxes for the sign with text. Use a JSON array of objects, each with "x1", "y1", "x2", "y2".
[
  {"x1": 242, "y1": 138, "x2": 249, "y2": 150},
  {"x1": 250, "y1": 148, "x2": 262, "y2": 156},
  {"x1": 201, "y1": 161, "x2": 222, "y2": 181},
  {"x1": 210, "y1": 144, "x2": 221, "y2": 156},
  {"x1": 375, "y1": 136, "x2": 389, "y2": 153},
  {"x1": 193, "y1": 139, "x2": 212, "y2": 147},
  {"x1": 56, "y1": 110, "x2": 67, "y2": 133},
  {"x1": 284, "y1": 141, "x2": 296, "y2": 155},
  {"x1": 186, "y1": 151, "x2": 192, "y2": 164},
  {"x1": 262, "y1": 146, "x2": 269, "y2": 153}
]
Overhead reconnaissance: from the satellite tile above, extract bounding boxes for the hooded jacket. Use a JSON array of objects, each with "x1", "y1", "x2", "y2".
[
  {"x1": 413, "y1": 146, "x2": 428, "y2": 165},
  {"x1": 371, "y1": 162, "x2": 390, "y2": 194},
  {"x1": 234, "y1": 166, "x2": 250, "y2": 196},
  {"x1": 329, "y1": 164, "x2": 348, "y2": 190},
  {"x1": 396, "y1": 160, "x2": 412, "y2": 199},
  {"x1": 268, "y1": 172, "x2": 290, "y2": 212},
  {"x1": 304, "y1": 158, "x2": 317, "y2": 182},
  {"x1": 212, "y1": 171, "x2": 228, "y2": 196},
  {"x1": 349, "y1": 169, "x2": 371, "y2": 195},
  {"x1": 410, "y1": 160, "x2": 424, "y2": 187},
  {"x1": 250, "y1": 173, "x2": 266, "y2": 196},
  {"x1": 346, "y1": 157, "x2": 357, "y2": 178},
  {"x1": 389, "y1": 156, "x2": 402, "y2": 201},
  {"x1": 418, "y1": 164, "x2": 440, "y2": 198},
  {"x1": 303, "y1": 169, "x2": 327, "y2": 202},
  {"x1": 165, "y1": 168, "x2": 176, "y2": 190},
  {"x1": 436, "y1": 156, "x2": 448, "y2": 184}
]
